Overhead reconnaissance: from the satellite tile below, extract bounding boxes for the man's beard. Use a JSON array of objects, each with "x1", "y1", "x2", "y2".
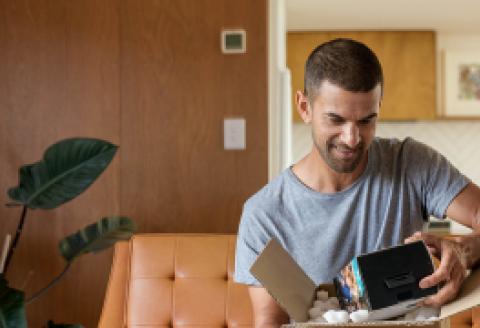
[{"x1": 314, "y1": 138, "x2": 365, "y2": 173}]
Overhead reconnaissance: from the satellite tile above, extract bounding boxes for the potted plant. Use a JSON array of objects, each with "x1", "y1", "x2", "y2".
[{"x1": 0, "y1": 138, "x2": 135, "y2": 327}]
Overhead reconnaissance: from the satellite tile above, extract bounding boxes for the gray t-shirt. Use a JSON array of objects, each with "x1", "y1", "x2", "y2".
[{"x1": 234, "y1": 137, "x2": 469, "y2": 286}]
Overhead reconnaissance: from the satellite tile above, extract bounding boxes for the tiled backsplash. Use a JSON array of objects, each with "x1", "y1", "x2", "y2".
[{"x1": 292, "y1": 121, "x2": 480, "y2": 234}]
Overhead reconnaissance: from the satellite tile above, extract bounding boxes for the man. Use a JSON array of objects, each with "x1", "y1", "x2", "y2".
[{"x1": 234, "y1": 38, "x2": 480, "y2": 327}]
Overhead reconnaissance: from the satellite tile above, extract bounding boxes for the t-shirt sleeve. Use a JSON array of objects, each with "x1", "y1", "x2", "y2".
[
  {"x1": 404, "y1": 138, "x2": 470, "y2": 219},
  {"x1": 234, "y1": 205, "x2": 264, "y2": 286}
]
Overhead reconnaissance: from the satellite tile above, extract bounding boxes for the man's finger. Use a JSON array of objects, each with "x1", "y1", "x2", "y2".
[
  {"x1": 426, "y1": 246, "x2": 439, "y2": 258},
  {"x1": 404, "y1": 231, "x2": 423, "y2": 244},
  {"x1": 423, "y1": 259, "x2": 465, "y2": 306},
  {"x1": 417, "y1": 232, "x2": 442, "y2": 249},
  {"x1": 404, "y1": 232, "x2": 442, "y2": 253},
  {"x1": 419, "y1": 247, "x2": 455, "y2": 288},
  {"x1": 424, "y1": 274, "x2": 459, "y2": 306}
]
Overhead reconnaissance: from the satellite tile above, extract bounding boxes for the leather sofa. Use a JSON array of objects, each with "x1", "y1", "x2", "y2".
[
  {"x1": 98, "y1": 234, "x2": 252, "y2": 327},
  {"x1": 98, "y1": 233, "x2": 479, "y2": 328}
]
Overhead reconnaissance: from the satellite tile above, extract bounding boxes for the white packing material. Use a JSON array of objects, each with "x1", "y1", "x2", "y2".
[
  {"x1": 316, "y1": 290, "x2": 329, "y2": 301},
  {"x1": 350, "y1": 309, "x2": 369, "y2": 322},
  {"x1": 402, "y1": 307, "x2": 440, "y2": 321},
  {"x1": 308, "y1": 289, "x2": 439, "y2": 324},
  {"x1": 323, "y1": 309, "x2": 350, "y2": 323}
]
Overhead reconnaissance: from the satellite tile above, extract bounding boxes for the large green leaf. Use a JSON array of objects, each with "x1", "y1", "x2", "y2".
[
  {"x1": 59, "y1": 216, "x2": 135, "y2": 262},
  {"x1": 8, "y1": 138, "x2": 118, "y2": 209},
  {"x1": 46, "y1": 320, "x2": 83, "y2": 328},
  {"x1": 0, "y1": 276, "x2": 27, "y2": 328}
]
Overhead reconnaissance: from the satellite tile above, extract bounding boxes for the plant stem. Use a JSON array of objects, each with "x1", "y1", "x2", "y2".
[
  {"x1": 26, "y1": 262, "x2": 72, "y2": 304},
  {"x1": 3, "y1": 205, "x2": 28, "y2": 275}
]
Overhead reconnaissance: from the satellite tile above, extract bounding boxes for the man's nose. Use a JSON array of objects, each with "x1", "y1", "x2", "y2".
[{"x1": 339, "y1": 124, "x2": 360, "y2": 148}]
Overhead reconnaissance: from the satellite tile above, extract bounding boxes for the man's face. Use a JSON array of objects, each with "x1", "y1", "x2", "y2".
[{"x1": 301, "y1": 81, "x2": 381, "y2": 173}]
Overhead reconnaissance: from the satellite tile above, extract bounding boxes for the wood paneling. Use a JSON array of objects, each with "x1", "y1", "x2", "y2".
[
  {"x1": 0, "y1": 0, "x2": 120, "y2": 327},
  {"x1": 0, "y1": 0, "x2": 267, "y2": 326},
  {"x1": 287, "y1": 31, "x2": 436, "y2": 121},
  {"x1": 120, "y1": 0, "x2": 268, "y2": 233}
]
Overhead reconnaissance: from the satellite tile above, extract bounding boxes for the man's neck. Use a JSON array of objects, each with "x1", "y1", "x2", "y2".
[{"x1": 291, "y1": 147, "x2": 368, "y2": 193}]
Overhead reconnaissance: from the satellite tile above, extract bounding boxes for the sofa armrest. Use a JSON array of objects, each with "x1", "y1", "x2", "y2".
[{"x1": 98, "y1": 240, "x2": 131, "y2": 328}]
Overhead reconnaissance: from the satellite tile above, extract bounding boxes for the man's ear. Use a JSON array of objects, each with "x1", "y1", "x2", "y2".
[
  {"x1": 377, "y1": 99, "x2": 382, "y2": 119},
  {"x1": 296, "y1": 91, "x2": 312, "y2": 123}
]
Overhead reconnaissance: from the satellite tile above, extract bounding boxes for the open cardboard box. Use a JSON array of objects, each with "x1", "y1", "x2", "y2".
[{"x1": 250, "y1": 238, "x2": 480, "y2": 328}]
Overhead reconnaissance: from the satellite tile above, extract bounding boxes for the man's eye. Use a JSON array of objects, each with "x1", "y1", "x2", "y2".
[
  {"x1": 330, "y1": 117, "x2": 344, "y2": 124},
  {"x1": 360, "y1": 116, "x2": 377, "y2": 125}
]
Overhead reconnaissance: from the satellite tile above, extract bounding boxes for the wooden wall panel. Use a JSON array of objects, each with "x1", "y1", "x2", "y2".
[
  {"x1": 0, "y1": 0, "x2": 120, "y2": 327},
  {"x1": 0, "y1": 0, "x2": 267, "y2": 326},
  {"x1": 120, "y1": 0, "x2": 268, "y2": 233},
  {"x1": 287, "y1": 31, "x2": 436, "y2": 121}
]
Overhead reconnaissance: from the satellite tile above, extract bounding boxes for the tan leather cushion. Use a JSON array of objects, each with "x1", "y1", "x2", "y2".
[
  {"x1": 451, "y1": 309, "x2": 473, "y2": 328},
  {"x1": 473, "y1": 306, "x2": 480, "y2": 328},
  {"x1": 127, "y1": 234, "x2": 253, "y2": 328}
]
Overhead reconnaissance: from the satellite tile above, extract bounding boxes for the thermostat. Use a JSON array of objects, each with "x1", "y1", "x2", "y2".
[{"x1": 221, "y1": 29, "x2": 246, "y2": 54}]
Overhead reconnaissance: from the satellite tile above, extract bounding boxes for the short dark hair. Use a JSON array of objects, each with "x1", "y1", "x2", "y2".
[{"x1": 304, "y1": 38, "x2": 383, "y2": 101}]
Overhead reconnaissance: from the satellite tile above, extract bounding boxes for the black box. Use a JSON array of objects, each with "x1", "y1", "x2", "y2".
[{"x1": 334, "y1": 241, "x2": 438, "y2": 320}]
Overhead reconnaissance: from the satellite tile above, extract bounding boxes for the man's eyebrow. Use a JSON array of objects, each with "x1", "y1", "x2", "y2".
[
  {"x1": 325, "y1": 112, "x2": 377, "y2": 121},
  {"x1": 359, "y1": 113, "x2": 378, "y2": 121},
  {"x1": 325, "y1": 112, "x2": 345, "y2": 120}
]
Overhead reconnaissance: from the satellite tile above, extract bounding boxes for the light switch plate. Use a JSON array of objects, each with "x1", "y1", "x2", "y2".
[{"x1": 224, "y1": 118, "x2": 246, "y2": 150}]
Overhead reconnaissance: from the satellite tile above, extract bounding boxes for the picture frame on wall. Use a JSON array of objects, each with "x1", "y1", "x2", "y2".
[{"x1": 443, "y1": 51, "x2": 480, "y2": 117}]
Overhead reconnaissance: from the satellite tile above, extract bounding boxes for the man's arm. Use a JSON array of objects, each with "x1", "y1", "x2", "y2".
[
  {"x1": 445, "y1": 182, "x2": 480, "y2": 268},
  {"x1": 445, "y1": 182, "x2": 480, "y2": 233},
  {"x1": 248, "y1": 286, "x2": 290, "y2": 328},
  {"x1": 406, "y1": 182, "x2": 480, "y2": 306}
]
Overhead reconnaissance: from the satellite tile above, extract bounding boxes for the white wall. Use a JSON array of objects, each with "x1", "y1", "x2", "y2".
[{"x1": 436, "y1": 33, "x2": 480, "y2": 114}]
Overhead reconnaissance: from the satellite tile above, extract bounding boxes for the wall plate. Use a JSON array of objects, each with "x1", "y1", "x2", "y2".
[
  {"x1": 224, "y1": 118, "x2": 246, "y2": 150},
  {"x1": 221, "y1": 29, "x2": 246, "y2": 54}
]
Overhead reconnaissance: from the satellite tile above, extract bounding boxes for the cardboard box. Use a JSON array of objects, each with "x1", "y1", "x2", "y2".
[
  {"x1": 250, "y1": 238, "x2": 480, "y2": 328},
  {"x1": 333, "y1": 241, "x2": 437, "y2": 320}
]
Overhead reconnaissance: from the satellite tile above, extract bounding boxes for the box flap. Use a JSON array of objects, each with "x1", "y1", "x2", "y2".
[
  {"x1": 250, "y1": 238, "x2": 316, "y2": 322},
  {"x1": 440, "y1": 266, "x2": 480, "y2": 318}
]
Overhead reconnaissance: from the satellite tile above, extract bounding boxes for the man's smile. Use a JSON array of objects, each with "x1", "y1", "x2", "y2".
[{"x1": 330, "y1": 144, "x2": 360, "y2": 160}]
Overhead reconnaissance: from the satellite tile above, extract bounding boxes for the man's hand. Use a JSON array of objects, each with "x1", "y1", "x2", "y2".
[
  {"x1": 248, "y1": 286, "x2": 289, "y2": 328},
  {"x1": 405, "y1": 231, "x2": 468, "y2": 307}
]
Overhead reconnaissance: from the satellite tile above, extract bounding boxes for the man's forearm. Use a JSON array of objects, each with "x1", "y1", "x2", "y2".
[{"x1": 249, "y1": 286, "x2": 290, "y2": 328}]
